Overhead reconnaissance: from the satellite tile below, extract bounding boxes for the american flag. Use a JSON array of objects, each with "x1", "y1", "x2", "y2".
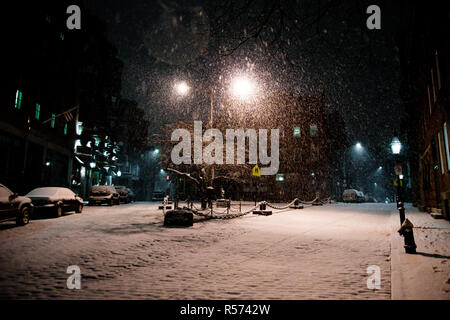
[{"x1": 63, "y1": 110, "x2": 74, "y2": 122}]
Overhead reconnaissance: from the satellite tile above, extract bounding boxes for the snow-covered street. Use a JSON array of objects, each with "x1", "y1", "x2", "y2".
[{"x1": 0, "y1": 202, "x2": 447, "y2": 299}]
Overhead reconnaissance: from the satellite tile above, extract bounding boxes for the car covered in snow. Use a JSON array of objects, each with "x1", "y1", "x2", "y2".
[
  {"x1": 342, "y1": 189, "x2": 365, "y2": 203},
  {"x1": 114, "y1": 185, "x2": 132, "y2": 203},
  {"x1": 26, "y1": 187, "x2": 83, "y2": 217},
  {"x1": 88, "y1": 185, "x2": 120, "y2": 206},
  {"x1": 0, "y1": 184, "x2": 33, "y2": 226},
  {"x1": 152, "y1": 191, "x2": 165, "y2": 201},
  {"x1": 126, "y1": 188, "x2": 135, "y2": 202}
]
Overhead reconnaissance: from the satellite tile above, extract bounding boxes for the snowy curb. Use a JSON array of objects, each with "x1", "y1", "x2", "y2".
[{"x1": 390, "y1": 205, "x2": 450, "y2": 300}]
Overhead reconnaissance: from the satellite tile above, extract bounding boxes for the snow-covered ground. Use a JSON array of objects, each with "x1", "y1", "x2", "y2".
[
  {"x1": 390, "y1": 205, "x2": 450, "y2": 299},
  {"x1": 0, "y1": 202, "x2": 446, "y2": 299}
]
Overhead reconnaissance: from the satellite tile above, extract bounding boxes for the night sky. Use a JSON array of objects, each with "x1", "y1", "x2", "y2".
[{"x1": 86, "y1": 0, "x2": 406, "y2": 186}]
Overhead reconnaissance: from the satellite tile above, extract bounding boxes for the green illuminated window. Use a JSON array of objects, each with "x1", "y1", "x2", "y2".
[
  {"x1": 310, "y1": 124, "x2": 318, "y2": 137},
  {"x1": 35, "y1": 104, "x2": 40, "y2": 120},
  {"x1": 51, "y1": 113, "x2": 55, "y2": 128},
  {"x1": 60, "y1": 32, "x2": 64, "y2": 40},
  {"x1": 45, "y1": 15, "x2": 51, "y2": 23},
  {"x1": 15, "y1": 90, "x2": 23, "y2": 109},
  {"x1": 293, "y1": 126, "x2": 301, "y2": 137},
  {"x1": 64, "y1": 123, "x2": 68, "y2": 135}
]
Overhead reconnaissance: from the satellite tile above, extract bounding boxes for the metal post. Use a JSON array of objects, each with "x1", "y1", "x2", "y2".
[
  {"x1": 396, "y1": 175, "x2": 406, "y2": 226},
  {"x1": 209, "y1": 87, "x2": 214, "y2": 183}
]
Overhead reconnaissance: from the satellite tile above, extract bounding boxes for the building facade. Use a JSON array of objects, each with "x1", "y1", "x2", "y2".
[{"x1": 398, "y1": 1, "x2": 449, "y2": 219}]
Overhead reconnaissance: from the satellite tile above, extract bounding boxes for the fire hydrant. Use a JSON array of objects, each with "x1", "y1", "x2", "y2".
[{"x1": 398, "y1": 218, "x2": 417, "y2": 254}]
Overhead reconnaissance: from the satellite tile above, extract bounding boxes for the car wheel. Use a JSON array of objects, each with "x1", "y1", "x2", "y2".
[
  {"x1": 109, "y1": 199, "x2": 114, "y2": 206},
  {"x1": 75, "y1": 204, "x2": 83, "y2": 213},
  {"x1": 55, "y1": 205, "x2": 62, "y2": 218},
  {"x1": 115, "y1": 198, "x2": 120, "y2": 205},
  {"x1": 17, "y1": 206, "x2": 30, "y2": 226}
]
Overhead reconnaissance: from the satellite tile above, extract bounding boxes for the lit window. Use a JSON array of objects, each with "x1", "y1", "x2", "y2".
[
  {"x1": 64, "y1": 123, "x2": 68, "y2": 135},
  {"x1": 35, "y1": 104, "x2": 40, "y2": 120},
  {"x1": 60, "y1": 32, "x2": 64, "y2": 41},
  {"x1": 310, "y1": 124, "x2": 318, "y2": 137},
  {"x1": 438, "y1": 132, "x2": 444, "y2": 175},
  {"x1": 15, "y1": 90, "x2": 23, "y2": 109},
  {"x1": 443, "y1": 123, "x2": 450, "y2": 171},
  {"x1": 51, "y1": 113, "x2": 55, "y2": 128},
  {"x1": 293, "y1": 126, "x2": 301, "y2": 137}
]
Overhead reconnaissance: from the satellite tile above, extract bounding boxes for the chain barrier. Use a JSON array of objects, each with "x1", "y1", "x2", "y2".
[{"x1": 175, "y1": 196, "x2": 329, "y2": 220}]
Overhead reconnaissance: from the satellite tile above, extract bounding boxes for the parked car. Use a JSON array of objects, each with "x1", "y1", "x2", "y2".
[
  {"x1": 151, "y1": 191, "x2": 165, "y2": 201},
  {"x1": 0, "y1": 184, "x2": 33, "y2": 226},
  {"x1": 126, "y1": 188, "x2": 135, "y2": 202},
  {"x1": 114, "y1": 186, "x2": 131, "y2": 203},
  {"x1": 342, "y1": 189, "x2": 365, "y2": 203},
  {"x1": 88, "y1": 186, "x2": 120, "y2": 206},
  {"x1": 26, "y1": 187, "x2": 83, "y2": 217}
]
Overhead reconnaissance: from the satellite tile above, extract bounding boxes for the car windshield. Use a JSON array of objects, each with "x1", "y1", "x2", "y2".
[{"x1": 26, "y1": 187, "x2": 61, "y2": 197}]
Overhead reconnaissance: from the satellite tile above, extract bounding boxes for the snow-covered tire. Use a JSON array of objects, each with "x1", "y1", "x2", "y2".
[
  {"x1": 17, "y1": 206, "x2": 30, "y2": 226},
  {"x1": 55, "y1": 205, "x2": 62, "y2": 218},
  {"x1": 75, "y1": 204, "x2": 83, "y2": 213}
]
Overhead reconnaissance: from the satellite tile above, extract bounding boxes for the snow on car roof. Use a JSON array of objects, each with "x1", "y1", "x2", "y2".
[
  {"x1": 26, "y1": 187, "x2": 74, "y2": 197},
  {"x1": 91, "y1": 185, "x2": 117, "y2": 193}
]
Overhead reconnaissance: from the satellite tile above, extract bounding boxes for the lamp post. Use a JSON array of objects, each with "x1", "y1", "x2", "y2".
[
  {"x1": 174, "y1": 75, "x2": 257, "y2": 185},
  {"x1": 391, "y1": 137, "x2": 405, "y2": 225},
  {"x1": 391, "y1": 136, "x2": 416, "y2": 254}
]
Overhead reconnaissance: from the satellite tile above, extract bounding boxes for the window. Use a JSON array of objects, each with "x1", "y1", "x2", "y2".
[
  {"x1": 435, "y1": 51, "x2": 441, "y2": 90},
  {"x1": 15, "y1": 90, "x2": 23, "y2": 109},
  {"x1": 64, "y1": 123, "x2": 68, "y2": 135},
  {"x1": 293, "y1": 126, "x2": 301, "y2": 137},
  {"x1": 427, "y1": 86, "x2": 432, "y2": 115},
  {"x1": 51, "y1": 113, "x2": 55, "y2": 128},
  {"x1": 431, "y1": 69, "x2": 436, "y2": 103},
  {"x1": 438, "y1": 132, "x2": 445, "y2": 174},
  {"x1": 60, "y1": 32, "x2": 64, "y2": 41},
  {"x1": 35, "y1": 104, "x2": 40, "y2": 120},
  {"x1": 310, "y1": 124, "x2": 318, "y2": 137},
  {"x1": 444, "y1": 123, "x2": 450, "y2": 171}
]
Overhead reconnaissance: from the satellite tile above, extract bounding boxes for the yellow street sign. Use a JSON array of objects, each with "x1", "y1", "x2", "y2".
[
  {"x1": 252, "y1": 164, "x2": 261, "y2": 177},
  {"x1": 393, "y1": 178, "x2": 403, "y2": 187}
]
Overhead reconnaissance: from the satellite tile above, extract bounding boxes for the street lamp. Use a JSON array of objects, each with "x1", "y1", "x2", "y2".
[
  {"x1": 390, "y1": 136, "x2": 416, "y2": 254},
  {"x1": 230, "y1": 76, "x2": 255, "y2": 100},
  {"x1": 391, "y1": 137, "x2": 402, "y2": 154},
  {"x1": 174, "y1": 81, "x2": 190, "y2": 96}
]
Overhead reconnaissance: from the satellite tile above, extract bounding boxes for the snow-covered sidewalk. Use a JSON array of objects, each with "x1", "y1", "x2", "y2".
[{"x1": 390, "y1": 204, "x2": 450, "y2": 300}]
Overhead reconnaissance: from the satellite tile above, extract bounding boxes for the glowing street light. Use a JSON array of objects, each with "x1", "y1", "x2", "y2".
[
  {"x1": 355, "y1": 142, "x2": 363, "y2": 150},
  {"x1": 230, "y1": 76, "x2": 256, "y2": 100},
  {"x1": 391, "y1": 137, "x2": 402, "y2": 155},
  {"x1": 174, "y1": 81, "x2": 190, "y2": 96}
]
